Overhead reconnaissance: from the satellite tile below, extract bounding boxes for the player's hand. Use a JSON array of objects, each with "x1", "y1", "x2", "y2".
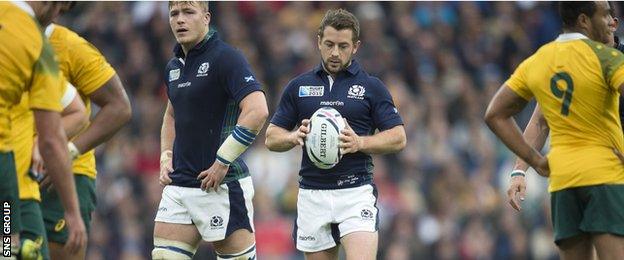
[
  {"x1": 197, "y1": 161, "x2": 229, "y2": 192},
  {"x1": 39, "y1": 174, "x2": 54, "y2": 192},
  {"x1": 159, "y1": 150, "x2": 173, "y2": 186},
  {"x1": 31, "y1": 137, "x2": 45, "y2": 176},
  {"x1": 291, "y1": 119, "x2": 310, "y2": 146},
  {"x1": 339, "y1": 119, "x2": 362, "y2": 154},
  {"x1": 63, "y1": 210, "x2": 87, "y2": 255},
  {"x1": 507, "y1": 174, "x2": 527, "y2": 212}
]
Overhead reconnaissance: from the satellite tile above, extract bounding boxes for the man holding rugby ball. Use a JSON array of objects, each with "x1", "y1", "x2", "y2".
[{"x1": 265, "y1": 8, "x2": 406, "y2": 260}]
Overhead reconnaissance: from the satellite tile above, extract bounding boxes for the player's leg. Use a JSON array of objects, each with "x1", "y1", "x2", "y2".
[
  {"x1": 304, "y1": 246, "x2": 339, "y2": 260},
  {"x1": 153, "y1": 185, "x2": 201, "y2": 259},
  {"x1": 335, "y1": 184, "x2": 379, "y2": 260},
  {"x1": 188, "y1": 177, "x2": 256, "y2": 259},
  {"x1": 20, "y1": 199, "x2": 48, "y2": 260},
  {"x1": 550, "y1": 187, "x2": 591, "y2": 260},
  {"x1": 592, "y1": 233, "x2": 624, "y2": 259},
  {"x1": 41, "y1": 174, "x2": 96, "y2": 260},
  {"x1": 0, "y1": 152, "x2": 22, "y2": 257},
  {"x1": 581, "y1": 185, "x2": 624, "y2": 259},
  {"x1": 294, "y1": 187, "x2": 338, "y2": 260},
  {"x1": 213, "y1": 229, "x2": 256, "y2": 260},
  {"x1": 557, "y1": 234, "x2": 593, "y2": 260},
  {"x1": 341, "y1": 231, "x2": 378, "y2": 260},
  {"x1": 153, "y1": 222, "x2": 202, "y2": 259}
]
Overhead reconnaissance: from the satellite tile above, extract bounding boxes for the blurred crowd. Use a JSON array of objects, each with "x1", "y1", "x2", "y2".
[{"x1": 55, "y1": 2, "x2": 622, "y2": 259}]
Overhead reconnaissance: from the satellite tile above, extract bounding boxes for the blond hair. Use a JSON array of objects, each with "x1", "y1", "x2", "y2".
[{"x1": 168, "y1": 1, "x2": 209, "y2": 12}]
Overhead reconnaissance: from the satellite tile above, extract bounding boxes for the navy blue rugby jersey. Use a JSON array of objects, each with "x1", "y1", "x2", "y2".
[
  {"x1": 165, "y1": 29, "x2": 262, "y2": 187},
  {"x1": 271, "y1": 60, "x2": 403, "y2": 189}
]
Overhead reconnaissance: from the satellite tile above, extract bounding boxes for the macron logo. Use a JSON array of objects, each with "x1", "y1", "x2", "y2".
[{"x1": 245, "y1": 76, "x2": 255, "y2": 82}]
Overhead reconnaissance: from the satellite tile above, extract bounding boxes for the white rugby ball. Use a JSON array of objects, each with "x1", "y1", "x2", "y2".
[{"x1": 305, "y1": 107, "x2": 346, "y2": 169}]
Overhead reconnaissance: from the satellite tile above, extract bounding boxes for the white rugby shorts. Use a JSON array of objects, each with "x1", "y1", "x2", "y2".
[
  {"x1": 294, "y1": 184, "x2": 378, "y2": 252},
  {"x1": 155, "y1": 176, "x2": 255, "y2": 242}
]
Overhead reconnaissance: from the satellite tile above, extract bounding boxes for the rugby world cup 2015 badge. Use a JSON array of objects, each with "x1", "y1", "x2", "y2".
[
  {"x1": 299, "y1": 86, "x2": 324, "y2": 97},
  {"x1": 169, "y1": 69, "x2": 180, "y2": 82}
]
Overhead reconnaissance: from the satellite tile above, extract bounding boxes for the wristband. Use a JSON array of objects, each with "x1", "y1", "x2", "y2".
[
  {"x1": 510, "y1": 170, "x2": 526, "y2": 178},
  {"x1": 68, "y1": 142, "x2": 80, "y2": 160},
  {"x1": 216, "y1": 125, "x2": 257, "y2": 166}
]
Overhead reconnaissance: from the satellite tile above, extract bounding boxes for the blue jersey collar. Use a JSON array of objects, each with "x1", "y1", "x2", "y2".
[
  {"x1": 314, "y1": 59, "x2": 361, "y2": 76},
  {"x1": 174, "y1": 27, "x2": 218, "y2": 59}
]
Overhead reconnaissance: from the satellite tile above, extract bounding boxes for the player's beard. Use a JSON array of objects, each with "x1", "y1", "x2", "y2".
[{"x1": 323, "y1": 54, "x2": 353, "y2": 75}]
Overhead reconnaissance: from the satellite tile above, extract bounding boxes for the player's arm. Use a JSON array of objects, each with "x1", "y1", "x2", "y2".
[
  {"x1": 199, "y1": 91, "x2": 268, "y2": 191},
  {"x1": 161, "y1": 100, "x2": 175, "y2": 152},
  {"x1": 512, "y1": 104, "x2": 550, "y2": 172},
  {"x1": 60, "y1": 84, "x2": 88, "y2": 139},
  {"x1": 484, "y1": 85, "x2": 549, "y2": 176},
  {"x1": 71, "y1": 74, "x2": 131, "y2": 155},
  {"x1": 33, "y1": 110, "x2": 80, "y2": 211},
  {"x1": 236, "y1": 91, "x2": 269, "y2": 132},
  {"x1": 33, "y1": 110, "x2": 86, "y2": 252},
  {"x1": 213, "y1": 91, "x2": 268, "y2": 167},
  {"x1": 265, "y1": 122, "x2": 309, "y2": 152},
  {"x1": 159, "y1": 100, "x2": 175, "y2": 186},
  {"x1": 339, "y1": 123, "x2": 406, "y2": 154}
]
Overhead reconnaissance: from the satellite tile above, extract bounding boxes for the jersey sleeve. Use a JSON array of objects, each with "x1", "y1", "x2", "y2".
[
  {"x1": 582, "y1": 40, "x2": 624, "y2": 92},
  {"x1": 60, "y1": 81, "x2": 77, "y2": 109},
  {"x1": 220, "y1": 48, "x2": 263, "y2": 104},
  {"x1": 504, "y1": 56, "x2": 534, "y2": 101},
  {"x1": 270, "y1": 81, "x2": 298, "y2": 130},
  {"x1": 28, "y1": 39, "x2": 63, "y2": 112},
  {"x1": 604, "y1": 48, "x2": 624, "y2": 92},
  {"x1": 369, "y1": 78, "x2": 403, "y2": 131},
  {"x1": 65, "y1": 31, "x2": 116, "y2": 95}
]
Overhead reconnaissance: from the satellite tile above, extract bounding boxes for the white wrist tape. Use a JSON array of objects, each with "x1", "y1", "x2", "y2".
[
  {"x1": 216, "y1": 125, "x2": 257, "y2": 166},
  {"x1": 68, "y1": 142, "x2": 80, "y2": 160}
]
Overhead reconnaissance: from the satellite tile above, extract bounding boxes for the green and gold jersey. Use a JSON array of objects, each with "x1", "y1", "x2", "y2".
[
  {"x1": 506, "y1": 33, "x2": 624, "y2": 192},
  {"x1": 0, "y1": 1, "x2": 63, "y2": 152},
  {"x1": 46, "y1": 23, "x2": 117, "y2": 179}
]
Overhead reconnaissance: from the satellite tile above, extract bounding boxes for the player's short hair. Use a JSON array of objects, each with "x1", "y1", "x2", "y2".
[
  {"x1": 318, "y1": 9, "x2": 360, "y2": 43},
  {"x1": 559, "y1": 1, "x2": 597, "y2": 28},
  {"x1": 168, "y1": 1, "x2": 209, "y2": 13}
]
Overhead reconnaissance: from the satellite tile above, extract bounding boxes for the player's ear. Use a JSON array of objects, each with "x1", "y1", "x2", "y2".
[
  {"x1": 317, "y1": 35, "x2": 323, "y2": 50},
  {"x1": 352, "y1": 40, "x2": 361, "y2": 56},
  {"x1": 204, "y1": 11, "x2": 211, "y2": 26},
  {"x1": 577, "y1": 13, "x2": 592, "y2": 31}
]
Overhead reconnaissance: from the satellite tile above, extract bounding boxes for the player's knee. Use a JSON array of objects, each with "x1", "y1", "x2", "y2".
[
  {"x1": 216, "y1": 243, "x2": 256, "y2": 260},
  {"x1": 152, "y1": 238, "x2": 197, "y2": 260}
]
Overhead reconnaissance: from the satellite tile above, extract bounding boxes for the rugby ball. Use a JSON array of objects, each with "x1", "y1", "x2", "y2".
[{"x1": 305, "y1": 107, "x2": 346, "y2": 169}]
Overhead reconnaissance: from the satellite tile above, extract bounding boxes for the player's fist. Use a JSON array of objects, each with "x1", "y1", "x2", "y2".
[
  {"x1": 159, "y1": 150, "x2": 174, "y2": 186},
  {"x1": 292, "y1": 119, "x2": 310, "y2": 146}
]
